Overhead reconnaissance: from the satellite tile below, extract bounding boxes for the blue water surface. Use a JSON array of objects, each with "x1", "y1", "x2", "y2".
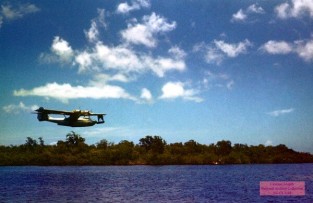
[{"x1": 0, "y1": 164, "x2": 312, "y2": 202}]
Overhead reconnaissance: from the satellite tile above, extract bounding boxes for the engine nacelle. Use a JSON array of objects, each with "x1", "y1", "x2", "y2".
[{"x1": 37, "y1": 113, "x2": 49, "y2": 121}]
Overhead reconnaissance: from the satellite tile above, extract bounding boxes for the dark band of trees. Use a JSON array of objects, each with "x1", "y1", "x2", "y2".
[{"x1": 1, "y1": 131, "x2": 312, "y2": 166}]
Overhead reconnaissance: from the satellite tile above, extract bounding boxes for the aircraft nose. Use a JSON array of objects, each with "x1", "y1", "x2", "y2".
[{"x1": 36, "y1": 107, "x2": 44, "y2": 112}]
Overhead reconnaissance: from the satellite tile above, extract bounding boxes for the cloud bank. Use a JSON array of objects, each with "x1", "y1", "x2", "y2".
[
  {"x1": 3, "y1": 102, "x2": 39, "y2": 114},
  {"x1": 194, "y1": 39, "x2": 253, "y2": 65},
  {"x1": 29, "y1": 10, "x2": 191, "y2": 103},
  {"x1": 275, "y1": 0, "x2": 313, "y2": 19},
  {"x1": 14, "y1": 82, "x2": 137, "y2": 103},
  {"x1": 0, "y1": 2, "x2": 39, "y2": 28},
  {"x1": 260, "y1": 36, "x2": 313, "y2": 62}
]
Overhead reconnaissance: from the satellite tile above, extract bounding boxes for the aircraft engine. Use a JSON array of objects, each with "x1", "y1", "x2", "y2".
[{"x1": 37, "y1": 113, "x2": 49, "y2": 121}]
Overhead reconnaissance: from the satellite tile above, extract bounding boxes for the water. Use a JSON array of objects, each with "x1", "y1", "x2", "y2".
[{"x1": 0, "y1": 164, "x2": 312, "y2": 202}]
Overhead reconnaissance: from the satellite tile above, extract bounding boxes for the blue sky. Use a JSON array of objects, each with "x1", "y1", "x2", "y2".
[{"x1": 1, "y1": 0, "x2": 313, "y2": 152}]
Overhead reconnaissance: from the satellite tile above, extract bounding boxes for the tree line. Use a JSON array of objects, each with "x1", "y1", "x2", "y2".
[{"x1": 1, "y1": 131, "x2": 313, "y2": 165}]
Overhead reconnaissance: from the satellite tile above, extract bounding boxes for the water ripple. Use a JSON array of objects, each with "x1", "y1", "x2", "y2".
[{"x1": 0, "y1": 164, "x2": 312, "y2": 202}]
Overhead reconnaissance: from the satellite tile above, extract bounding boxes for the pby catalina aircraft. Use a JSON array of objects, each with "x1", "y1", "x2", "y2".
[{"x1": 33, "y1": 107, "x2": 105, "y2": 127}]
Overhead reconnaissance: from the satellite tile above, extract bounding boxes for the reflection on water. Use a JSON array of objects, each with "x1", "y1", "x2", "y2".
[{"x1": 0, "y1": 164, "x2": 312, "y2": 202}]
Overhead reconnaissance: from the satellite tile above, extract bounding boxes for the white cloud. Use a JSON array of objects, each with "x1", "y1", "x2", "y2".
[
  {"x1": 74, "y1": 51, "x2": 93, "y2": 71},
  {"x1": 40, "y1": 10, "x2": 185, "y2": 77},
  {"x1": 145, "y1": 55, "x2": 185, "y2": 77},
  {"x1": 35, "y1": 10, "x2": 187, "y2": 104},
  {"x1": 275, "y1": 3, "x2": 290, "y2": 19},
  {"x1": 75, "y1": 42, "x2": 185, "y2": 77},
  {"x1": 0, "y1": 2, "x2": 39, "y2": 29},
  {"x1": 261, "y1": 37, "x2": 313, "y2": 62},
  {"x1": 76, "y1": 42, "x2": 138, "y2": 73},
  {"x1": 75, "y1": 13, "x2": 185, "y2": 77},
  {"x1": 13, "y1": 82, "x2": 137, "y2": 103},
  {"x1": 110, "y1": 73, "x2": 132, "y2": 82},
  {"x1": 85, "y1": 21, "x2": 99, "y2": 43},
  {"x1": 267, "y1": 108, "x2": 294, "y2": 117},
  {"x1": 85, "y1": 9, "x2": 106, "y2": 43},
  {"x1": 231, "y1": 9, "x2": 247, "y2": 22},
  {"x1": 121, "y1": 23, "x2": 155, "y2": 47},
  {"x1": 168, "y1": 46, "x2": 187, "y2": 59},
  {"x1": 214, "y1": 39, "x2": 253, "y2": 57},
  {"x1": 40, "y1": 36, "x2": 74, "y2": 64},
  {"x1": 247, "y1": 4, "x2": 265, "y2": 14},
  {"x1": 13, "y1": 74, "x2": 141, "y2": 103},
  {"x1": 116, "y1": 0, "x2": 150, "y2": 14},
  {"x1": 231, "y1": 4, "x2": 264, "y2": 22},
  {"x1": 159, "y1": 82, "x2": 203, "y2": 102},
  {"x1": 51, "y1": 36, "x2": 74, "y2": 63},
  {"x1": 260, "y1": 40, "x2": 293, "y2": 54},
  {"x1": 140, "y1": 88, "x2": 153, "y2": 103},
  {"x1": 120, "y1": 12, "x2": 176, "y2": 47},
  {"x1": 275, "y1": 0, "x2": 313, "y2": 19},
  {"x1": 194, "y1": 39, "x2": 252, "y2": 64},
  {"x1": 295, "y1": 38, "x2": 313, "y2": 62},
  {"x1": 3, "y1": 102, "x2": 39, "y2": 114},
  {"x1": 202, "y1": 71, "x2": 234, "y2": 90},
  {"x1": 89, "y1": 73, "x2": 133, "y2": 85},
  {"x1": 205, "y1": 47, "x2": 224, "y2": 65},
  {"x1": 117, "y1": 2, "x2": 137, "y2": 14},
  {"x1": 96, "y1": 8, "x2": 106, "y2": 27},
  {"x1": 0, "y1": 3, "x2": 39, "y2": 21}
]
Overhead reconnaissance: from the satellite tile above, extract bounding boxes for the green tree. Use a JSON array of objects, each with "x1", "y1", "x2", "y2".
[
  {"x1": 215, "y1": 140, "x2": 232, "y2": 156},
  {"x1": 66, "y1": 131, "x2": 85, "y2": 146},
  {"x1": 139, "y1": 136, "x2": 167, "y2": 164},
  {"x1": 38, "y1": 137, "x2": 45, "y2": 146},
  {"x1": 25, "y1": 137, "x2": 38, "y2": 147},
  {"x1": 139, "y1": 135, "x2": 166, "y2": 154},
  {"x1": 168, "y1": 142, "x2": 185, "y2": 154},
  {"x1": 184, "y1": 140, "x2": 201, "y2": 154},
  {"x1": 97, "y1": 139, "x2": 109, "y2": 150},
  {"x1": 113, "y1": 140, "x2": 135, "y2": 164}
]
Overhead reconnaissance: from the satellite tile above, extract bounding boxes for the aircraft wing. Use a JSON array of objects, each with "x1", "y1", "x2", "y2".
[
  {"x1": 89, "y1": 113, "x2": 106, "y2": 116},
  {"x1": 35, "y1": 107, "x2": 73, "y2": 115}
]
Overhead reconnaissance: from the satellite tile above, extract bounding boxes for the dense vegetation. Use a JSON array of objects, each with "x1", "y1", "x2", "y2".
[{"x1": 1, "y1": 131, "x2": 313, "y2": 166}]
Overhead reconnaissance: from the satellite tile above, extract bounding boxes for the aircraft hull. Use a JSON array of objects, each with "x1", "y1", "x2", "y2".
[{"x1": 57, "y1": 121, "x2": 96, "y2": 127}]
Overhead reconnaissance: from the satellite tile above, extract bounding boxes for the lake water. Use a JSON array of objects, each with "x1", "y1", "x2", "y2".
[{"x1": 0, "y1": 164, "x2": 312, "y2": 202}]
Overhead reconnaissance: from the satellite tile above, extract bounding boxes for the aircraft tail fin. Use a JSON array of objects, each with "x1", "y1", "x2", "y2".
[{"x1": 97, "y1": 115, "x2": 105, "y2": 124}]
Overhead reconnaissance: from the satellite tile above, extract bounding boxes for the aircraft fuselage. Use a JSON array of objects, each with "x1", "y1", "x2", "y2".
[
  {"x1": 34, "y1": 107, "x2": 105, "y2": 127},
  {"x1": 47, "y1": 117, "x2": 97, "y2": 127}
]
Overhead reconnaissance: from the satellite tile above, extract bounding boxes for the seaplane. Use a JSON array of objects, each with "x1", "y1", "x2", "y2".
[{"x1": 33, "y1": 107, "x2": 105, "y2": 127}]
